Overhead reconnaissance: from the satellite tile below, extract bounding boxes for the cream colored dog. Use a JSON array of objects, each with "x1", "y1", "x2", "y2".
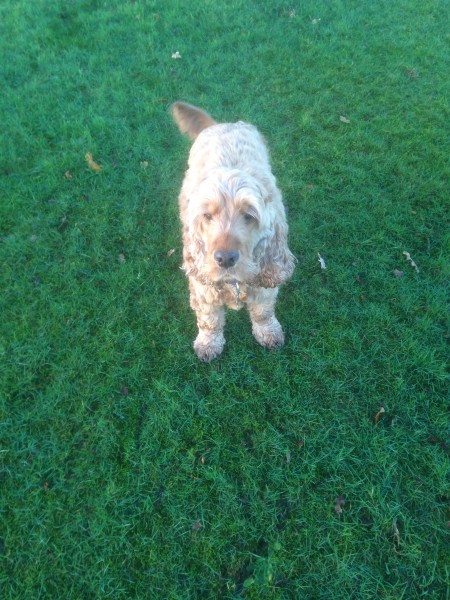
[{"x1": 172, "y1": 102, "x2": 295, "y2": 362}]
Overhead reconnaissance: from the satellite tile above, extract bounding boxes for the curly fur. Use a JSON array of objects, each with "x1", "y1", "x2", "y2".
[{"x1": 172, "y1": 102, "x2": 295, "y2": 361}]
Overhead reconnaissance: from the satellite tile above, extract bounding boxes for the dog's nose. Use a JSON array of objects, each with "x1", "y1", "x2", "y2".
[{"x1": 214, "y1": 249, "x2": 239, "y2": 269}]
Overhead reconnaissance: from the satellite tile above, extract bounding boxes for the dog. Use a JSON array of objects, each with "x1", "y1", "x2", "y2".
[{"x1": 171, "y1": 102, "x2": 295, "y2": 361}]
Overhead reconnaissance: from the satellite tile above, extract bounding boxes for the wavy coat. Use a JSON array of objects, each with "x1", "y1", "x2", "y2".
[{"x1": 172, "y1": 102, "x2": 295, "y2": 361}]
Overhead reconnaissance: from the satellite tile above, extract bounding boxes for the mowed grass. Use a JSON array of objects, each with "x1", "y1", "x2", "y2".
[{"x1": 0, "y1": 0, "x2": 448, "y2": 597}]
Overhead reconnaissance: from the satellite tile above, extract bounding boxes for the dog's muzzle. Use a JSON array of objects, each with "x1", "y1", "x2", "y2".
[{"x1": 214, "y1": 249, "x2": 239, "y2": 269}]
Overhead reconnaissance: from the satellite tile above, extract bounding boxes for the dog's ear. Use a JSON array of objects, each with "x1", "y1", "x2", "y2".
[
  {"x1": 171, "y1": 102, "x2": 216, "y2": 141},
  {"x1": 253, "y1": 213, "x2": 296, "y2": 288}
]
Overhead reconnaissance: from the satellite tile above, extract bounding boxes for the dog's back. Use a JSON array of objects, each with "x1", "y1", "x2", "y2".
[{"x1": 172, "y1": 102, "x2": 270, "y2": 183}]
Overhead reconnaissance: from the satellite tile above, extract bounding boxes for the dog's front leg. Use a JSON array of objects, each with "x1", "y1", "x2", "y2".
[
  {"x1": 189, "y1": 281, "x2": 225, "y2": 362},
  {"x1": 247, "y1": 287, "x2": 284, "y2": 349}
]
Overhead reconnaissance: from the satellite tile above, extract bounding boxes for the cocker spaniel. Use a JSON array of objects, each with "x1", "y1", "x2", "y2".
[{"x1": 171, "y1": 102, "x2": 295, "y2": 362}]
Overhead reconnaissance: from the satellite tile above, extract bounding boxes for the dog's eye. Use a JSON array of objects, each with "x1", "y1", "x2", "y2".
[
  {"x1": 243, "y1": 213, "x2": 256, "y2": 224},
  {"x1": 203, "y1": 213, "x2": 213, "y2": 222}
]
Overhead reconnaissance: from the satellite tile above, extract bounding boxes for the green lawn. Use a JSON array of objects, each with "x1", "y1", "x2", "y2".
[{"x1": 1, "y1": 0, "x2": 448, "y2": 597}]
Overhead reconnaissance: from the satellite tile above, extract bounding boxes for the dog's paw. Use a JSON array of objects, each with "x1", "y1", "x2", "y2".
[
  {"x1": 252, "y1": 317, "x2": 285, "y2": 349},
  {"x1": 194, "y1": 332, "x2": 225, "y2": 362}
]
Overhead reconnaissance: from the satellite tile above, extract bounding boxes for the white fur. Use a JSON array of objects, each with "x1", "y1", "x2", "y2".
[{"x1": 172, "y1": 102, "x2": 295, "y2": 361}]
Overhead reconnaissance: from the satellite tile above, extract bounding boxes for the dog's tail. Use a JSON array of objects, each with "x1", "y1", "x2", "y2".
[{"x1": 171, "y1": 101, "x2": 216, "y2": 141}]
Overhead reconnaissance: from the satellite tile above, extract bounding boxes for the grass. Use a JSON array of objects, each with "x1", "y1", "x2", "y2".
[{"x1": 0, "y1": 0, "x2": 448, "y2": 597}]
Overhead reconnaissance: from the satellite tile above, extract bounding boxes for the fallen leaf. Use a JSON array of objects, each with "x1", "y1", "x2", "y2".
[
  {"x1": 394, "y1": 269, "x2": 404, "y2": 278},
  {"x1": 356, "y1": 273, "x2": 367, "y2": 286},
  {"x1": 340, "y1": 115, "x2": 351, "y2": 124},
  {"x1": 318, "y1": 253, "x2": 326, "y2": 270},
  {"x1": 118, "y1": 253, "x2": 126, "y2": 264},
  {"x1": 171, "y1": 51, "x2": 181, "y2": 59},
  {"x1": 85, "y1": 152, "x2": 102, "y2": 171},
  {"x1": 140, "y1": 161, "x2": 149, "y2": 169},
  {"x1": 428, "y1": 436, "x2": 450, "y2": 456},
  {"x1": 403, "y1": 251, "x2": 419, "y2": 273},
  {"x1": 374, "y1": 407, "x2": 385, "y2": 424},
  {"x1": 360, "y1": 513, "x2": 373, "y2": 528},
  {"x1": 64, "y1": 171, "x2": 72, "y2": 180},
  {"x1": 192, "y1": 519, "x2": 202, "y2": 531},
  {"x1": 334, "y1": 495, "x2": 345, "y2": 514},
  {"x1": 286, "y1": 451, "x2": 291, "y2": 464},
  {"x1": 311, "y1": 18, "x2": 321, "y2": 24},
  {"x1": 392, "y1": 519, "x2": 401, "y2": 545},
  {"x1": 166, "y1": 248, "x2": 175, "y2": 257}
]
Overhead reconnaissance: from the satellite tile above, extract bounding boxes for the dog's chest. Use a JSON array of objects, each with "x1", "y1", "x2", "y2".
[{"x1": 202, "y1": 283, "x2": 248, "y2": 310}]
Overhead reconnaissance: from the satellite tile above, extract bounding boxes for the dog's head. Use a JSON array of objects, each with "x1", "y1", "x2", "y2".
[{"x1": 182, "y1": 168, "x2": 295, "y2": 288}]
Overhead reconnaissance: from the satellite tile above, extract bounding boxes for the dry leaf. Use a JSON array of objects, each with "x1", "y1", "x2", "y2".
[
  {"x1": 64, "y1": 171, "x2": 72, "y2": 180},
  {"x1": 311, "y1": 18, "x2": 321, "y2": 24},
  {"x1": 393, "y1": 269, "x2": 404, "y2": 278},
  {"x1": 356, "y1": 273, "x2": 367, "y2": 286},
  {"x1": 85, "y1": 152, "x2": 102, "y2": 171},
  {"x1": 334, "y1": 495, "x2": 345, "y2": 514},
  {"x1": 286, "y1": 451, "x2": 291, "y2": 464},
  {"x1": 140, "y1": 161, "x2": 149, "y2": 169},
  {"x1": 403, "y1": 251, "x2": 419, "y2": 273},
  {"x1": 407, "y1": 68, "x2": 419, "y2": 79},
  {"x1": 166, "y1": 248, "x2": 175, "y2": 257},
  {"x1": 392, "y1": 519, "x2": 401, "y2": 545},
  {"x1": 192, "y1": 519, "x2": 202, "y2": 531},
  {"x1": 318, "y1": 253, "x2": 326, "y2": 270},
  {"x1": 118, "y1": 253, "x2": 126, "y2": 264},
  {"x1": 428, "y1": 436, "x2": 450, "y2": 456},
  {"x1": 374, "y1": 407, "x2": 385, "y2": 424},
  {"x1": 340, "y1": 115, "x2": 351, "y2": 124},
  {"x1": 171, "y1": 51, "x2": 181, "y2": 59}
]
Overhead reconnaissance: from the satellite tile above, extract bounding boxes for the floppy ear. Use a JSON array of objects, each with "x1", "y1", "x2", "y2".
[
  {"x1": 181, "y1": 219, "x2": 204, "y2": 280},
  {"x1": 253, "y1": 210, "x2": 296, "y2": 288}
]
